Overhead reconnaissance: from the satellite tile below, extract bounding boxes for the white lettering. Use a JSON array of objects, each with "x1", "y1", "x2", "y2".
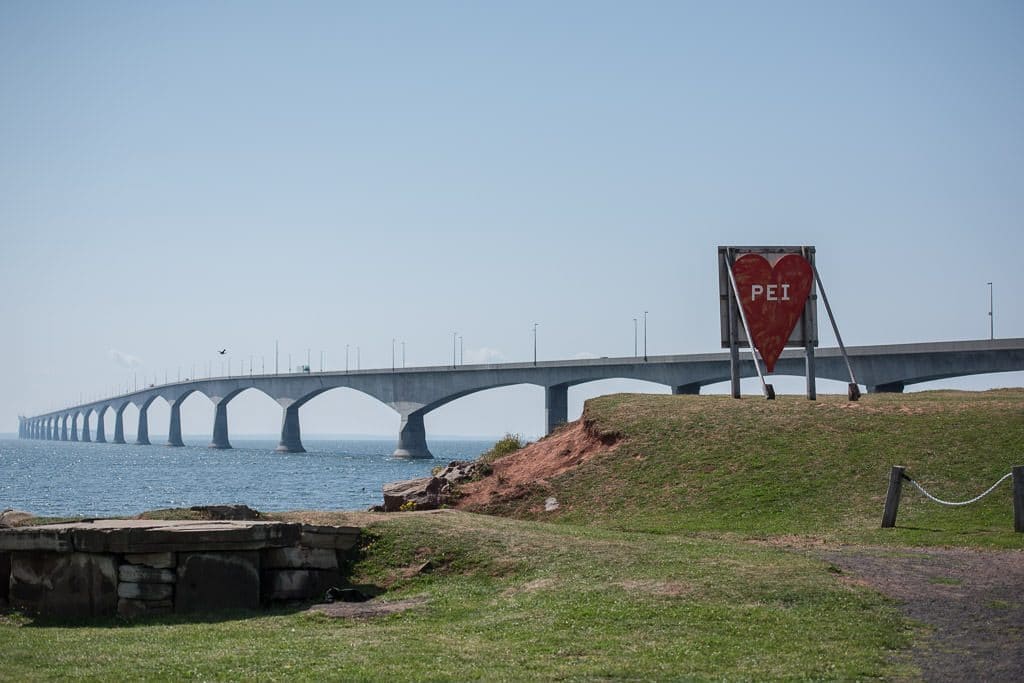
[
  {"x1": 766, "y1": 284, "x2": 778, "y2": 301},
  {"x1": 781, "y1": 284, "x2": 790, "y2": 300},
  {"x1": 751, "y1": 284, "x2": 764, "y2": 300}
]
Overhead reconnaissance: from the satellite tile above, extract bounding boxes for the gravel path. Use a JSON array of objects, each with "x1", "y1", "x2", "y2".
[{"x1": 819, "y1": 547, "x2": 1024, "y2": 682}]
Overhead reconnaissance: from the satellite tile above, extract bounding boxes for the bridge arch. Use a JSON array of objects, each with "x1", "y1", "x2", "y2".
[
  {"x1": 423, "y1": 384, "x2": 546, "y2": 447},
  {"x1": 276, "y1": 386, "x2": 401, "y2": 453}
]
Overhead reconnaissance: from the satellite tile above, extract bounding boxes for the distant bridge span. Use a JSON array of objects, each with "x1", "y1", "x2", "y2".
[{"x1": 18, "y1": 338, "x2": 1024, "y2": 458}]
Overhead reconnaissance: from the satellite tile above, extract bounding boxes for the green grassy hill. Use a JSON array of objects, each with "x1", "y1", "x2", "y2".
[{"x1": 468, "y1": 389, "x2": 1024, "y2": 548}]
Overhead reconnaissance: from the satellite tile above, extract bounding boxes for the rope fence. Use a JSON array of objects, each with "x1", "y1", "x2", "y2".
[{"x1": 881, "y1": 464, "x2": 1024, "y2": 532}]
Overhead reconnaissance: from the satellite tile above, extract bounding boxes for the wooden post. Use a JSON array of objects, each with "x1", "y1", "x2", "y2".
[
  {"x1": 1013, "y1": 466, "x2": 1024, "y2": 533},
  {"x1": 881, "y1": 465, "x2": 906, "y2": 528}
]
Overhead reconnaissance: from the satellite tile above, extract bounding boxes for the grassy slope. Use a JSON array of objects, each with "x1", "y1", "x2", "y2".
[
  {"x1": 1, "y1": 512, "x2": 912, "y2": 681},
  {"x1": 478, "y1": 390, "x2": 1024, "y2": 549},
  {"x1": 2, "y1": 390, "x2": 1020, "y2": 680}
]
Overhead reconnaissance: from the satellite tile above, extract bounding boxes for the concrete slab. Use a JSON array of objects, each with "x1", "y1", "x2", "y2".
[{"x1": 0, "y1": 520, "x2": 303, "y2": 554}]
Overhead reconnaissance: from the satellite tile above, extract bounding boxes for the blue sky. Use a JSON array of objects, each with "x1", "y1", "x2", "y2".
[{"x1": 2, "y1": 1, "x2": 1022, "y2": 439}]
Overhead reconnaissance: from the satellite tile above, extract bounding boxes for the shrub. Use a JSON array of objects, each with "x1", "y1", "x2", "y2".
[{"x1": 480, "y1": 433, "x2": 525, "y2": 463}]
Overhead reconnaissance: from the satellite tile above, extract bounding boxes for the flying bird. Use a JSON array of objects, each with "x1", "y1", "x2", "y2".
[{"x1": 218, "y1": 349, "x2": 227, "y2": 355}]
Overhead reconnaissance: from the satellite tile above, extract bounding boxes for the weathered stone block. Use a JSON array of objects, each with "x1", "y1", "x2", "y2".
[
  {"x1": 175, "y1": 551, "x2": 259, "y2": 613},
  {"x1": 9, "y1": 551, "x2": 117, "y2": 617},
  {"x1": 123, "y1": 552, "x2": 175, "y2": 569},
  {"x1": 262, "y1": 569, "x2": 343, "y2": 601},
  {"x1": 299, "y1": 525, "x2": 360, "y2": 551},
  {"x1": 118, "y1": 564, "x2": 175, "y2": 584},
  {"x1": 0, "y1": 528, "x2": 73, "y2": 552},
  {"x1": 262, "y1": 546, "x2": 338, "y2": 570},
  {"x1": 0, "y1": 551, "x2": 10, "y2": 602},
  {"x1": 117, "y1": 597, "x2": 173, "y2": 618},
  {"x1": 117, "y1": 581, "x2": 173, "y2": 601}
]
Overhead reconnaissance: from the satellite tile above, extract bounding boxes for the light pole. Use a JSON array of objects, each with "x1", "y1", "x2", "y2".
[
  {"x1": 459, "y1": 335, "x2": 463, "y2": 365},
  {"x1": 643, "y1": 311, "x2": 648, "y2": 361},
  {"x1": 392, "y1": 338, "x2": 396, "y2": 372},
  {"x1": 988, "y1": 282, "x2": 994, "y2": 340},
  {"x1": 402, "y1": 341, "x2": 406, "y2": 368},
  {"x1": 453, "y1": 331, "x2": 457, "y2": 368},
  {"x1": 357, "y1": 346, "x2": 360, "y2": 370},
  {"x1": 533, "y1": 323, "x2": 539, "y2": 366},
  {"x1": 633, "y1": 318, "x2": 638, "y2": 357},
  {"x1": 275, "y1": 340, "x2": 279, "y2": 375},
  {"x1": 346, "y1": 344, "x2": 350, "y2": 373}
]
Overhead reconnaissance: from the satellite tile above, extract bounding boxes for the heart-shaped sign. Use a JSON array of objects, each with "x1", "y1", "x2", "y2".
[{"x1": 731, "y1": 253, "x2": 813, "y2": 372}]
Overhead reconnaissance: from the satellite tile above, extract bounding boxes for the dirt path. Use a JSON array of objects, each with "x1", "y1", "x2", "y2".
[{"x1": 818, "y1": 547, "x2": 1024, "y2": 682}]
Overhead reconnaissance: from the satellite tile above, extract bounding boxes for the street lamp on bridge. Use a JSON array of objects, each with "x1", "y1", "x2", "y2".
[
  {"x1": 988, "y1": 282, "x2": 994, "y2": 340},
  {"x1": 533, "y1": 323, "x2": 539, "y2": 366}
]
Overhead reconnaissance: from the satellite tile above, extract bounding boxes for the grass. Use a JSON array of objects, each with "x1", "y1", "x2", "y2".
[
  {"x1": 2, "y1": 389, "x2": 1021, "y2": 680},
  {"x1": 0, "y1": 512, "x2": 914, "y2": 681},
  {"x1": 478, "y1": 390, "x2": 1024, "y2": 549}
]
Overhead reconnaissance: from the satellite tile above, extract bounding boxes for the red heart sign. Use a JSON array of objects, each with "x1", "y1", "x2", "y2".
[{"x1": 731, "y1": 253, "x2": 813, "y2": 372}]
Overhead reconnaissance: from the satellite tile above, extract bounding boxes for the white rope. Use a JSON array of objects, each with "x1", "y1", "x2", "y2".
[{"x1": 907, "y1": 472, "x2": 1013, "y2": 507}]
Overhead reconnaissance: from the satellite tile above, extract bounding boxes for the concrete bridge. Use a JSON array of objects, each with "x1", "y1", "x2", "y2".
[{"x1": 17, "y1": 338, "x2": 1024, "y2": 458}]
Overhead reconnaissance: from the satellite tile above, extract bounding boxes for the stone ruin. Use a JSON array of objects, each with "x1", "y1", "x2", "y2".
[{"x1": 0, "y1": 519, "x2": 359, "y2": 618}]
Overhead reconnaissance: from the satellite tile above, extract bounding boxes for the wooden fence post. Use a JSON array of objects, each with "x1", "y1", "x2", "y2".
[
  {"x1": 881, "y1": 465, "x2": 906, "y2": 529},
  {"x1": 1013, "y1": 466, "x2": 1024, "y2": 533}
]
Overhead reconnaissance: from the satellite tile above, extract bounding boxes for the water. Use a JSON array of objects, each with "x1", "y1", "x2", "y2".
[{"x1": 0, "y1": 437, "x2": 495, "y2": 517}]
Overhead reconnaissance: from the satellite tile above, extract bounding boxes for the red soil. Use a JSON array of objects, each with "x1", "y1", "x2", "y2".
[{"x1": 454, "y1": 417, "x2": 621, "y2": 510}]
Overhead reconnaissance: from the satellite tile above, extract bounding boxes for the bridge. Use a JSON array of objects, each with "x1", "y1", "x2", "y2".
[{"x1": 17, "y1": 338, "x2": 1024, "y2": 458}]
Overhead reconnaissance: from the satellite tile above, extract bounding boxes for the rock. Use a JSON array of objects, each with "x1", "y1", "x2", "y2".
[
  {"x1": 435, "y1": 460, "x2": 491, "y2": 484},
  {"x1": 544, "y1": 497, "x2": 560, "y2": 512},
  {"x1": 119, "y1": 564, "x2": 176, "y2": 583},
  {"x1": 299, "y1": 525, "x2": 360, "y2": 551},
  {"x1": 188, "y1": 504, "x2": 261, "y2": 520},
  {"x1": 0, "y1": 509, "x2": 34, "y2": 528},
  {"x1": 123, "y1": 552, "x2": 175, "y2": 569},
  {"x1": 262, "y1": 546, "x2": 338, "y2": 570},
  {"x1": 382, "y1": 476, "x2": 446, "y2": 512},
  {"x1": 117, "y1": 581, "x2": 173, "y2": 601}
]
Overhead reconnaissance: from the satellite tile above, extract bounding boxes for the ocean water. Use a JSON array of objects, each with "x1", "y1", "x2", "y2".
[{"x1": 0, "y1": 437, "x2": 495, "y2": 517}]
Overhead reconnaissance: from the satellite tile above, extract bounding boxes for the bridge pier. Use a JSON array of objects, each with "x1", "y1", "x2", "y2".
[
  {"x1": 113, "y1": 406, "x2": 127, "y2": 444},
  {"x1": 135, "y1": 407, "x2": 151, "y2": 445},
  {"x1": 167, "y1": 400, "x2": 185, "y2": 447},
  {"x1": 209, "y1": 400, "x2": 232, "y2": 449},
  {"x1": 869, "y1": 381, "x2": 905, "y2": 393},
  {"x1": 393, "y1": 410, "x2": 433, "y2": 459},
  {"x1": 70, "y1": 415, "x2": 79, "y2": 442},
  {"x1": 81, "y1": 412, "x2": 92, "y2": 442},
  {"x1": 45, "y1": 420, "x2": 52, "y2": 440},
  {"x1": 95, "y1": 410, "x2": 106, "y2": 443},
  {"x1": 62, "y1": 415, "x2": 69, "y2": 441},
  {"x1": 672, "y1": 384, "x2": 701, "y2": 395},
  {"x1": 275, "y1": 402, "x2": 305, "y2": 453},
  {"x1": 545, "y1": 384, "x2": 569, "y2": 434}
]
